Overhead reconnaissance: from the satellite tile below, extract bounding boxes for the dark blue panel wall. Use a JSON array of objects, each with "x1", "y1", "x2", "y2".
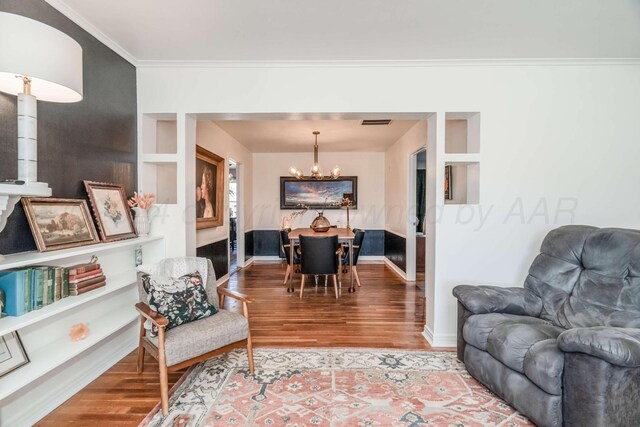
[
  {"x1": 0, "y1": 0, "x2": 137, "y2": 255},
  {"x1": 384, "y1": 230, "x2": 407, "y2": 272},
  {"x1": 196, "y1": 239, "x2": 229, "y2": 279},
  {"x1": 244, "y1": 230, "x2": 254, "y2": 261}
]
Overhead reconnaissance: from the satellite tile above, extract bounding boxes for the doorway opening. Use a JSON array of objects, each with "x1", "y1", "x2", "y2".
[
  {"x1": 406, "y1": 147, "x2": 427, "y2": 290},
  {"x1": 229, "y1": 160, "x2": 238, "y2": 274}
]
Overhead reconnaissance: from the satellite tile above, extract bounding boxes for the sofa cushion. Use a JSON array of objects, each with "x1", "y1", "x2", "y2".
[
  {"x1": 524, "y1": 339, "x2": 565, "y2": 395},
  {"x1": 149, "y1": 309, "x2": 248, "y2": 366},
  {"x1": 486, "y1": 322, "x2": 564, "y2": 374},
  {"x1": 463, "y1": 313, "x2": 550, "y2": 351}
]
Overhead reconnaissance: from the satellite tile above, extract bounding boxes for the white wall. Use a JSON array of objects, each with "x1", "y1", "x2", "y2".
[
  {"x1": 195, "y1": 121, "x2": 253, "y2": 259},
  {"x1": 384, "y1": 121, "x2": 428, "y2": 237},
  {"x1": 252, "y1": 152, "x2": 385, "y2": 230},
  {"x1": 137, "y1": 62, "x2": 640, "y2": 346}
]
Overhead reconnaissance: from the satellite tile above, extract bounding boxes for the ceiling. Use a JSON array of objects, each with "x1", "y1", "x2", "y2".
[
  {"x1": 213, "y1": 120, "x2": 420, "y2": 152},
  {"x1": 48, "y1": 0, "x2": 640, "y2": 62}
]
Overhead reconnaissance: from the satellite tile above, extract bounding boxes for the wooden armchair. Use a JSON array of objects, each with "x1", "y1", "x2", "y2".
[{"x1": 135, "y1": 257, "x2": 254, "y2": 416}]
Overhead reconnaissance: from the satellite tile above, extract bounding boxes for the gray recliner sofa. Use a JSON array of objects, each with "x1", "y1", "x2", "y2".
[{"x1": 453, "y1": 225, "x2": 640, "y2": 427}]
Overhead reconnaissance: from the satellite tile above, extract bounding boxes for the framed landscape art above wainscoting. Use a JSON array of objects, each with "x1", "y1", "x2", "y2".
[{"x1": 280, "y1": 177, "x2": 358, "y2": 209}]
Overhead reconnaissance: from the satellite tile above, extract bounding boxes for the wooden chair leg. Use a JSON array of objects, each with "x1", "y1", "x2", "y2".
[
  {"x1": 242, "y1": 301, "x2": 255, "y2": 373},
  {"x1": 137, "y1": 317, "x2": 146, "y2": 373},
  {"x1": 332, "y1": 275, "x2": 339, "y2": 299},
  {"x1": 157, "y1": 327, "x2": 169, "y2": 416},
  {"x1": 283, "y1": 264, "x2": 291, "y2": 284},
  {"x1": 299, "y1": 274, "x2": 306, "y2": 299},
  {"x1": 354, "y1": 266, "x2": 362, "y2": 287}
]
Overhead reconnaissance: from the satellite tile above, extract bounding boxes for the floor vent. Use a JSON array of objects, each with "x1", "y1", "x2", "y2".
[{"x1": 361, "y1": 119, "x2": 392, "y2": 126}]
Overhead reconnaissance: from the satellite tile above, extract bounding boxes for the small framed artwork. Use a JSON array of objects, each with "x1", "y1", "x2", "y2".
[
  {"x1": 444, "y1": 165, "x2": 453, "y2": 200},
  {"x1": 22, "y1": 197, "x2": 100, "y2": 252},
  {"x1": 0, "y1": 331, "x2": 29, "y2": 377},
  {"x1": 84, "y1": 181, "x2": 137, "y2": 242},
  {"x1": 196, "y1": 145, "x2": 225, "y2": 229}
]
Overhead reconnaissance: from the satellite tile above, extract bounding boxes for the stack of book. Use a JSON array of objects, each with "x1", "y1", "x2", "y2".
[
  {"x1": 67, "y1": 262, "x2": 106, "y2": 296},
  {"x1": 0, "y1": 262, "x2": 106, "y2": 317}
]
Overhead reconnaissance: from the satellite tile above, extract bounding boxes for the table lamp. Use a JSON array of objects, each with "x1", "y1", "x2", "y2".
[
  {"x1": 0, "y1": 12, "x2": 83, "y2": 183},
  {"x1": 341, "y1": 192, "x2": 354, "y2": 229}
]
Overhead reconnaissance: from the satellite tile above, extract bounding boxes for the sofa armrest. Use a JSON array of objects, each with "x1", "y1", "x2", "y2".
[
  {"x1": 452, "y1": 285, "x2": 542, "y2": 316},
  {"x1": 558, "y1": 327, "x2": 640, "y2": 368}
]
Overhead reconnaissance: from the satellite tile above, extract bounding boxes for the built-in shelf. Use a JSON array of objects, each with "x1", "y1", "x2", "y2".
[
  {"x1": 0, "y1": 182, "x2": 52, "y2": 240},
  {"x1": 442, "y1": 153, "x2": 480, "y2": 164},
  {"x1": 141, "y1": 153, "x2": 177, "y2": 163},
  {"x1": 0, "y1": 307, "x2": 137, "y2": 401},
  {"x1": 0, "y1": 270, "x2": 136, "y2": 336},
  {"x1": 0, "y1": 235, "x2": 163, "y2": 272}
]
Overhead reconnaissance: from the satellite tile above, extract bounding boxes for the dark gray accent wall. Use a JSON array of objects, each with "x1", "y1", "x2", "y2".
[
  {"x1": 197, "y1": 239, "x2": 229, "y2": 279},
  {"x1": 0, "y1": 1, "x2": 137, "y2": 255},
  {"x1": 384, "y1": 230, "x2": 407, "y2": 272},
  {"x1": 244, "y1": 230, "x2": 254, "y2": 261}
]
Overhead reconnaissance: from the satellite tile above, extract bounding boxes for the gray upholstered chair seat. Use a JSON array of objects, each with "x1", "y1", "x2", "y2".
[
  {"x1": 463, "y1": 313, "x2": 551, "y2": 351},
  {"x1": 465, "y1": 313, "x2": 566, "y2": 395},
  {"x1": 149, "y1": 309, "x2": 249, "y2": 366}
]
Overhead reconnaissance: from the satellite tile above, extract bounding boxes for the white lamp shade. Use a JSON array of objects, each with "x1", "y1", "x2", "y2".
[{"x1": 0, "y1": 12, "x2": 83, "y2": 102}]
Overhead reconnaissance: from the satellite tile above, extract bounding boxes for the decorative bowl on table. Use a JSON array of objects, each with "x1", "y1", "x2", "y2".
[{"x1": 310, "y1": 213, "x2": 331, "y2": 232}]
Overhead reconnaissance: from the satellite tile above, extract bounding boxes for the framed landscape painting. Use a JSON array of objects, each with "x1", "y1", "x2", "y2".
[
  {"x1": 196, "y1": 145, "x2": 224, "y2": 229},
  {"x1": 280, "y1": 177, "x2": 358, "y2": 209},
  {"x1": 84, "y1": 181, "x2": 137, "y2": 242},
  {"x1": 22, "y1": 197, "x2": 100, "y2": 252}
]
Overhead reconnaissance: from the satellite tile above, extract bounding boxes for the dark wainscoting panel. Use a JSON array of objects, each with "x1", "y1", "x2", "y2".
[
  {"x1": 250, "y1": 229, "x2": 385, "y2": 258},
  {"x1": 197, "y1": 240, "x2": 229, "y2": 279},
  {"x1": 359, "y1": 229, "x2": 384, "y2": 257},
  {"x1": 384, "y1": 230, "x2": 407, "y2": 272},
  {"x1": 0, "y1": 1, "x2": 137, "y2": 255},
  {"x1": 244, "y1": 230, "x2": 254, "y2": 261},
  {"x1": 253, "y1": 230, "x2": 281, "y2": 256}
]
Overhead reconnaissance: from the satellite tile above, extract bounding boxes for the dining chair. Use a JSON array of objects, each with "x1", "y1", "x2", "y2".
[
  {"x1": 135, "y1": 257, "x2": 254, "y2": 415},
  {"x1": 299, "y1": 235, "x2": 341, "y2": 299},
  {"x1": 280, "y1": 228, "x2": 300, "y2": 284},
  {"x1": 342, "y1": 228, "x2": 366, "y2": 287}
]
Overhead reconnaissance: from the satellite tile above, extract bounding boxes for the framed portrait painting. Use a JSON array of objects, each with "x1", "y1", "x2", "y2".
[
  {"x1": 0, "y1": 332, "x2": 29, "y2": 377},
  {"x1": 280, "y1": 177, "x2": 358, "y2": 210},
  {"x1": 22, "y1": 197, "x2": 100, "y2": 252},
  {"x1": 196, "y1": 145, "x2": 224, "y2": 229},
  {"x1": 84, "y1": 181, "x2": 137, "y2": 242}
]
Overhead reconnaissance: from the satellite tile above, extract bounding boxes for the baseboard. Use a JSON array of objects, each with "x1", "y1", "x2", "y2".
[
  {"x1": 4, "y1": 321, "x2": 138, "y2": 427},
  {"x1": 243, "y1": 256, "x2": 255, "y2": 267},
  {"x1": 422, "y1": 325, "x2": 456, "y2": 348},
  {"x1": 252, "y1": 256, "x2": 282, "y2": 262},
  {"x1": 358, "y1": 256, "x2": 385, "y2": 263},
  {"x1": 383, "y1": 257, "x2": 407, "y2": 280}
]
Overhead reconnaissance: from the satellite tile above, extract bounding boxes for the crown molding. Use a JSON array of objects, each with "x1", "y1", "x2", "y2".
[
  {"x1": 136, "y1": 58, "x2": 640, "y2": 69},
  {"x1": 45, "y1": 0, "x2": 137, "y2": 66}
]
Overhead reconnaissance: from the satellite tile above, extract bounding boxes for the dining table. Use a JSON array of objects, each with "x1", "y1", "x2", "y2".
[{"x1": 287, "y1": 227, "x2": 356, "y2": 294}]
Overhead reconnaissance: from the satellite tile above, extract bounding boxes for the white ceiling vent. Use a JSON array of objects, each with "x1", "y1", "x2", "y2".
[{"x1": 361, "y1": 119, "x2": 393, "y2": 126}]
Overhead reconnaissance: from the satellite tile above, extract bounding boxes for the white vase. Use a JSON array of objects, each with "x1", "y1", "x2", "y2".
[{"x1": 132, "y1": 207, "x2": 150, "y2": 237}]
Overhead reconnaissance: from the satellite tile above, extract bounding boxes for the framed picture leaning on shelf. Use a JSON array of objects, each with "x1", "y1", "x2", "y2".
[
  {"x1": 84, "y1": 181, "x2": 137, "y2": 242},
  {"x1": 22, "y1": 197, "x2": 100, "y2": 252},
  {"x1": 0, "y1": 331, "x2": 29, "y2": 377},
  {"x1": 196, "y1": 145, "x2": 225, "y2": 229}
]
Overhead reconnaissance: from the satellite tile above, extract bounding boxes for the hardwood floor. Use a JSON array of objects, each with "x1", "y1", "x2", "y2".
[{"x1": 37, "y1": 262, "x2": 431, "y2": 426}]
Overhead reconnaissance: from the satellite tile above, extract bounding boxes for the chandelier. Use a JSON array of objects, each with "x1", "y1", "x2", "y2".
[{"x1": 288, "y1": 131, "x2": 341, "y2": 180}]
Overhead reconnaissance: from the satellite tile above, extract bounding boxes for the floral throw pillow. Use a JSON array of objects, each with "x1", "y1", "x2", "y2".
[{"x1": 141, "y1": 271, "x2": 217, "y2": 337}]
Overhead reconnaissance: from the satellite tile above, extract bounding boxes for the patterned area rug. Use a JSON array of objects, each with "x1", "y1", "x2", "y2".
[{"x1": 140, "y1": 348, "x2": 533, "y2": 427}]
